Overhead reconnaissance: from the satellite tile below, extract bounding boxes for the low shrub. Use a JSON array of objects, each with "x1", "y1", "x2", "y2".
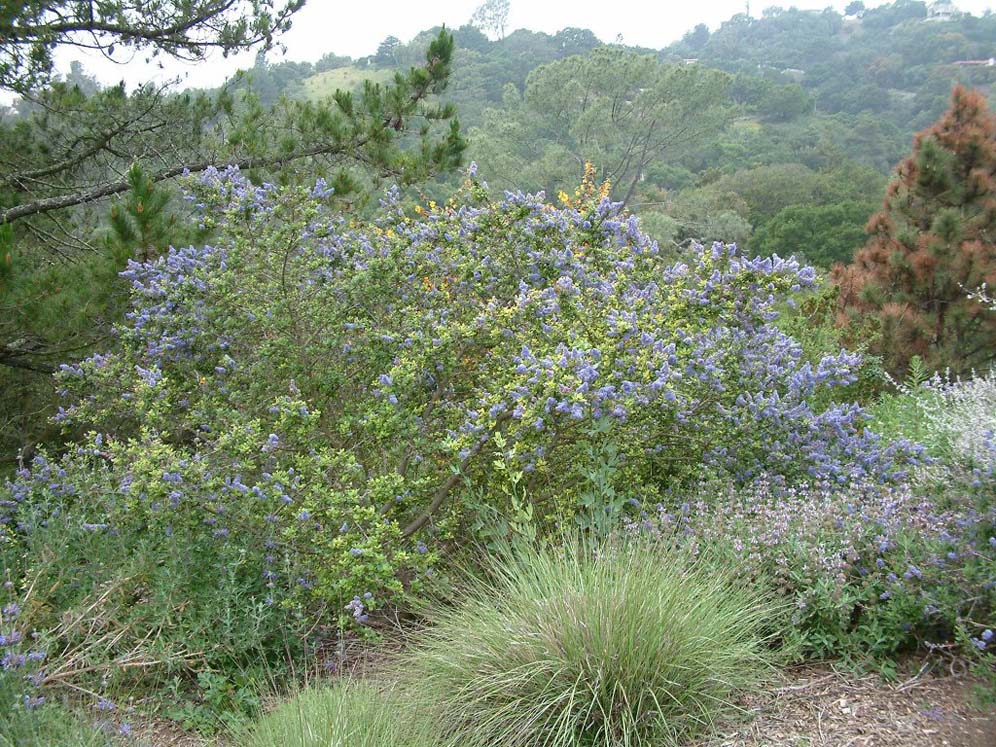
[
  {"x1": 871, "y1": 365, "x2": 996, "y2": 475},
  {"x1": 240, "y1": 682, "x2": 439, "y2": 747},
  {"x1": 1, "y1": 455, "x2": 304, "y2": 710},
  {"x1": 862, "y1": 366, "x2": 996, "y2": 677},
  {"x1": 631, "y1": 476, "x2": 996, "y2": 668},
  {"x1": 0, "y1": 707, "x2": 116, "y2": 747},
  {"x1": 400, "y1": 537, "x2": 775, "y2": 747},
  {"x1": 0, "y1": 663, "x2": 120, "y2": 747}
]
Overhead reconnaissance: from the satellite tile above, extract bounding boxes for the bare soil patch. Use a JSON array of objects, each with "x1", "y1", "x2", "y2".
[{"x1": 700, "y1": 663, "x2": 995, "y2": 747}]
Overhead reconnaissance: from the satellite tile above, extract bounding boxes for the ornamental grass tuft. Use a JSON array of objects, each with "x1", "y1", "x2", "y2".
[
  {"x1": 240, "y1": 681, "x2": 439, "y2": 747},
  {"x1": 400, "y1": 536, "x2": 775, "y2": 747}
]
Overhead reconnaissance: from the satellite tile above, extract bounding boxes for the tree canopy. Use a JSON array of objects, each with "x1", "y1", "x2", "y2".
[
  {"x1": 0, "y1": 0, "x2": 305, "y2": 93},
  {"x1": 469, "y1": 0, "x2": 510, "y2": 40},
  {"x1": 1, "y1": 30, "x2": 463, "y2": 230},
  {"x1": 471, "y1": 48, "x2": 730, "y2": 205}
]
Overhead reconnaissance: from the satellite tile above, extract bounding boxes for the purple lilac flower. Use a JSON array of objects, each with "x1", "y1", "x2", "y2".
[{"x1": 345, "y1": 596, "x2": 368, "y2": 623}]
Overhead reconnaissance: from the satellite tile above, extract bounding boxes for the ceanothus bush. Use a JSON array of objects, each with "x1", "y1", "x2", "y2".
[{"x1": 2, "y1": 166, "x2": 920, "y2": 644}]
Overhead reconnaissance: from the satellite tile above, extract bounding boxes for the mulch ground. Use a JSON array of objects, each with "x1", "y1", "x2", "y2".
[{"x1": 699, "y1": 663, "x2": 996, "y2": 747}]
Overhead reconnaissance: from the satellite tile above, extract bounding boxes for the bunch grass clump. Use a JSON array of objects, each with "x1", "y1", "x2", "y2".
[
  {"x1": 240, "y1": 681, "x2": 439, "y2": 747},
  {"x1": 401, "y1": 536, "x2": 775, "y2": 747}
]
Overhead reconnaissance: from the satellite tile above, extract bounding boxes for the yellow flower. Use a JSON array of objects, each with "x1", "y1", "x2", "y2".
[{"x1": 560, "y1": 162, "x2": 611, "y2": 209}]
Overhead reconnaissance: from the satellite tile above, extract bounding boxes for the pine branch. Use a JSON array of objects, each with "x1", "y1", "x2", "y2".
[{"x1": 2, "y1": 32, "x2": 461, "y2": 227}]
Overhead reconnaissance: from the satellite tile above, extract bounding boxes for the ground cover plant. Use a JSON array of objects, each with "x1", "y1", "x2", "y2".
[
  {"x1": 630, "y1": 475, "x2": 995, "y2": 669},
  {"x1": 0, "y1": 595, "x2": 123, "y2": 747},
  {"x1": 0, "y1": 674, "x2": 119, "y2": 747},
  {"x1": 626, "y1": 361, "x2": 996, "y2": 678}
]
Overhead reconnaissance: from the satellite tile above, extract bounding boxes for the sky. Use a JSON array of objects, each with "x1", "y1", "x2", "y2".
[{"x1": 12, "y1": 0, "x2": 996, "y2": 101}]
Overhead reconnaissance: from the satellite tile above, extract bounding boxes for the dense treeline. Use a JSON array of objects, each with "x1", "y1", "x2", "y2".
[
  {"x1": 226, "y1": 3, "x2": 996, "y2": 263},
  {"x1": 667, "y1": 2, "x2": 996, "y2": 126}
]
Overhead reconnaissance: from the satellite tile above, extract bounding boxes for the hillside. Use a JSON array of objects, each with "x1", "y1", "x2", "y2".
[
  {"x1": 248, "y1": 4, "x2": 996, "y2": 206},
  {"x1": 302, "y1": 66, "x2": 395, "y2": 99},
  {"x1": 664, "y1": 3, "x2": 996, "y2": 129},
  {"x1": 2, "y1": 5, "x2": 995, "y2": 745}
]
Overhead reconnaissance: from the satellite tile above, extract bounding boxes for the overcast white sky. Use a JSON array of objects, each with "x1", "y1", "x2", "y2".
[{"x1": 22, "y1": 0, "x2": 996, "y2": 97}]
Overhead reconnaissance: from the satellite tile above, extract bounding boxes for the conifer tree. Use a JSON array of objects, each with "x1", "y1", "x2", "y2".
[
  {"x1": 833, "y1": 85, "x2": 996, "y2": 376},
  {"x1": 104, "y1": 163, "x2": 202, "y2": 262},
  {"x1": 1, "y1": 1, "x2": 304, "y2": 93}
]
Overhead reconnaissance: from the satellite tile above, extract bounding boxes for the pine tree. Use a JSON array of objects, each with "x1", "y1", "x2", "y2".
[
  {"x1": 0, "y1": 164, "x2": 206, "y2": 466},
  {"x1": 833, "y1": 85, "x2": 996, "y2": 377},
  {"x1": 104, "y1": 163, "x2": 198, "y2": 262},
  {"x1": 1, "y1": 1, "x2": 304, "y2": 93}
]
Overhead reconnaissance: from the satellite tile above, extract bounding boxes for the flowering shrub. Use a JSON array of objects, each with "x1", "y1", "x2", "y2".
[
  {"x1": 630, "y1": 476, "x2": 996, "y2": 663},
  {"x1": 0, "y1": 577, "x2": 125, "y2": 745},
  {"x1": 0, "y1": 586, "x2": 46, "y2": 711},
  {"x1": 870, "y1": 366, "x2": 996, "y2": 493},
  {"x1": 71, "y1": 166, "x2": 916, "y2": 492},
  {"x1": 0, "y1": 165, "x2": 920, "y2": 697},
  {"x1": 906, "y1": 369, "x2": 996, "y2": 473}
]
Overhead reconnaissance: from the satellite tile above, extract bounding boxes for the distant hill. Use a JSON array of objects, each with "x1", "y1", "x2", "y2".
[
  {"x1": 663, "y1": 3, "x2": 996, "y2": 130},
  {"x1": 234, "y1": 3, "x2": 995, "y2": 176},
  {"x1": 302, "y1": 66, "x2": 395, "y2": 99},
  {"x1": 225, "y1": 2, "x2": 996, "y2": 264}
]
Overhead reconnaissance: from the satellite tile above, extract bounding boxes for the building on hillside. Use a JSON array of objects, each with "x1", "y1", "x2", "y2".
[
  {"x1": 952, "y1": 58, "x2": 996, "y2": 67},
  {"x1": 925, "y1": 1, "x2": 961, "y2": 22}
]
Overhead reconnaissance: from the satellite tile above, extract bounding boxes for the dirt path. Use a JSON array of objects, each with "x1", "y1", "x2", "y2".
[{"x1": 701, "y1": 664, "x2": 996, "y2": 747}]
